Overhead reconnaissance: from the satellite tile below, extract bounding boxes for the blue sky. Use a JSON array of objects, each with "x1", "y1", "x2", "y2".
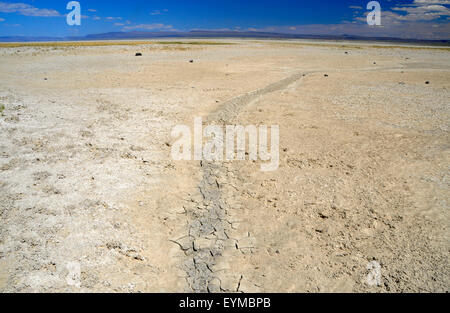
[{"x1": 0, "y1": 0, "x2": 449, "y2": 39}]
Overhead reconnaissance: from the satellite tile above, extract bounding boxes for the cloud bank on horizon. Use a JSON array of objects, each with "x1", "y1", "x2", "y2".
[{"x1": 0, "y1": 0, "x2": 448, "y2": 40}]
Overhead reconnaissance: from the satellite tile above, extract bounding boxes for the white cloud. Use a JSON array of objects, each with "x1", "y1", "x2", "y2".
[
  {"x1": 150, "y1": 9, "x2": 168, "y2": 15},
  {"x1": 88, "y1": 9, "x2": 97, "y2": 12},
  {"x1": 344, "y1": 0, "x2": 450, "y2": 38},
  {"x1": 388, "y1": 0, "x2": 450, "y2": 22},
  {"x1": 248, "y1": 0, "x2": 450, "y2": 42},
  {"x1": 0, "y1": 1, "x2": 60, "y2": 17},
  {"x1": 392, "y1": 4, "x2": 450, "y2": 18}
]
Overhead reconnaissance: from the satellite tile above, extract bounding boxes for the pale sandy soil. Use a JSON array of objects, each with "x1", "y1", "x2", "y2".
[{"x1": 0, "y1": 40, "x2": 448, "y2": 292}]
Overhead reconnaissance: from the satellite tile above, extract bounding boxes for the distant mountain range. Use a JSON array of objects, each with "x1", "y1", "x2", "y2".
[{"x1": 1, "y1": 30, "x2": 449, "y2": 45}]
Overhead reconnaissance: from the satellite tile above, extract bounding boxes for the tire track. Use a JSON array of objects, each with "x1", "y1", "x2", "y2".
[
  {"x1": 174, "y1": 70, "x2": 311, "y2": 292},
  {"x1": 175, "y1": 66, "x2": 409, "y2": 292}
]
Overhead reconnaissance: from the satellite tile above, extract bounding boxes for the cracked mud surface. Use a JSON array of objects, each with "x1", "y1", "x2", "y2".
[
  {"x1": 0, "y1": 40, "x2": 449, "y2": 292},
  {"x1": 176, "y1": 71, "x2": 310, "y2": 292}
]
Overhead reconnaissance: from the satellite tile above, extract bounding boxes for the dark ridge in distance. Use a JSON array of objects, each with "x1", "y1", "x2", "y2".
[{"x1": 1, "y1": 30, "x2": 448, "y2": 46}]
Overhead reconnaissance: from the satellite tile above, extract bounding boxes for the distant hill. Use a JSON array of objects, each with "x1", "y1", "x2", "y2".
[{"x1": 1, "y1": 30, "x2": 449, "y2": 46}]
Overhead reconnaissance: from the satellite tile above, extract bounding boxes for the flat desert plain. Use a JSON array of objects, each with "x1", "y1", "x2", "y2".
[{"x1": 0, "y1": 40, "x2": 449, "y2": 292}]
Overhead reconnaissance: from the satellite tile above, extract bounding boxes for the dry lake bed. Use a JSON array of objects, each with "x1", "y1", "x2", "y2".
[{"x1": 0, "y1": 39, "x2": 449, "y2": 292}]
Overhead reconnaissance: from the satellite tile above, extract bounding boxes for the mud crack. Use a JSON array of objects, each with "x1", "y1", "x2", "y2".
[{"x1": 178, "y1": 71, "x2": 309, "y2": 293}]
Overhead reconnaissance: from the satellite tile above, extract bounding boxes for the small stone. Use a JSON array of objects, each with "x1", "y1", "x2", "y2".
[
  {"x1": 315, "y1": 225, "x2": 328, "y2": 234},
  {"x1": 135, "y1": 52, "x2": 142, "y2": 56}
]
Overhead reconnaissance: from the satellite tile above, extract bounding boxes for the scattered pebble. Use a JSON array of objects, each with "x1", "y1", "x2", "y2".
[{"x1": 135, "y1": 52, "x2": 142, "y2": 57}]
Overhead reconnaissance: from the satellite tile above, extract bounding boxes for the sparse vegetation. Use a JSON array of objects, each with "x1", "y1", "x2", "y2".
[
  {"x1": 366, "y1": 45, "x2": 450, "y2": 51},
  {"x1": 153, "y1": 41, "x2": 233, "y2": 45},
  {"x1": 0, "y1": 40, "x2": 234, "y2": 48},
  {"x1": 262, "y1": 41, "x2": 450, "y2": 51},
  {"x1": 0, "y1": 104, "x2": 5, "y2": 115},
  {"x1": 2, "y1": 40, "x2": 447, "y2": 51}
]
